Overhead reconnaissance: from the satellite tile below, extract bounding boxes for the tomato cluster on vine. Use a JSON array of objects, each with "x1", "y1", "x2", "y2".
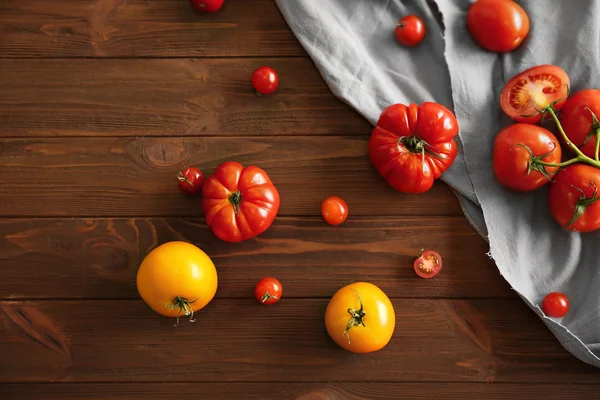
[{"x1": 492, "y1": 64, "x2": 600, "y2": 233}]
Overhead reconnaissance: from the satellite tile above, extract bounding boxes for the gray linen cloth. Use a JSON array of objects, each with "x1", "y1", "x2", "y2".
[{"x1": 275, "y1": 0, "x2": 600, "y2": 367}]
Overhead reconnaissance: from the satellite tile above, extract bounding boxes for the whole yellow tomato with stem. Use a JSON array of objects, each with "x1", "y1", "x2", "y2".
[
  {"x1": 136, "y1": 241, "x2": 218, "y2": 326},
  {"x1": 325, "y1": 282, "x2": 395, "y2": 353}
]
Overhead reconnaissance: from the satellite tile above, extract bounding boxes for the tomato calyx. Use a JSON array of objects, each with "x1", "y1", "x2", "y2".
[
  {"x1": 343, "y1": 288, "x2": 366, "y2": 343},
  {"x1": 399, "y1": 136, "x2": 443, "y2": 162},
  {"x1": 581, "y1": 107, "x2": 600, "y2": 162},
  {"x1": 512, "y1": 143, "x2": 558, "y2": 182},
  {"x1": 260, "y1": 291, "x2": 278, "y2": 303},
  {"x1": 166, "y1": 296, "x2": 199, "y2": 327},
  {"x1": 177, "y1": 172, "x2": 194, "y2": 186},
  {"x1": 228, "y1": 191, "x2": 242, "y2": 214},
  {"x1": 566, "y1": 180, "x2": 600, "y2": 228}
]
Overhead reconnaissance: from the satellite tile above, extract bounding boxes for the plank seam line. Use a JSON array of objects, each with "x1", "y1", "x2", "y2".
[
  {"x1": 1, "y1": 381, "x2": 597, "y2": 385},
  {"x1": 0, "y1": 55, "x2": 310, "y2": 61},
  {"x1": 0, "y1": 297, "x2": 510, "y2": 302}
]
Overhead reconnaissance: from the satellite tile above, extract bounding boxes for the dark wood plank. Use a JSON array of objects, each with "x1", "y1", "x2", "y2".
[
  {"x1": 0, "y1": 59, "x2": 369, "y2": 138},
  {"x1": 4, "y1": 382, "x2": 600, "y2": 400},
  {"x1": 0, "y1": 299, "x2": 596, "y2": 383},
  {"x1": 0, "y1": 137, "x2": 462, "y2": 217},
  {"x1": 0, "y1": 0, "x2": 304, "y2": 58},
  {"x1": 0, "y1": 216, "x2": 507, "y2": 300}
]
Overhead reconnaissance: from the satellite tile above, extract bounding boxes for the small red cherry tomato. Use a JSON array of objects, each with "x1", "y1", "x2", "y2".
[
  {"x1": 190, "y1": 0, "x2": 224, "y2": 13},
  {"x1": 395, "y1": 15, "x2": 426, "y2": 47},
  {"x1": 254, "y1": 277, "x2": 283, "y2": 305},
  {"x1": 178, "y1": 167, "x2": 204, "y2": 196},
  {"x1": 252, "y1": 66, "x2": 279, "y2": 95},
  {"x1": 541, "y1": 292, "x2": 569, "y2": 318},
  {"x1": 321, "y1": 196, "x2": 349, "y2": 226},
  {"x1": 413, "y1": 250, "x2": 442, "y2": 279}
]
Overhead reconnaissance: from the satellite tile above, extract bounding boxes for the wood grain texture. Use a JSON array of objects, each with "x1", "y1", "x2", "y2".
[
  {"x1": 4, "y1": 382, "x2": 600, "y2": 400},
  {"x1": 0, "y1": 59, "x2": 370, "y2": 138},
  {"x1": 0, "y1": 137, "x2": 461, "y2": 217},
  {"x1": 0, "y1": 217, "x2": 506, "y2": 300},
  {"x1": 0, "y1": 0, "x2": 304, "y2": 58},
  {"x1": 0, "y1": 299, "x2": 596, "y2": 383}
]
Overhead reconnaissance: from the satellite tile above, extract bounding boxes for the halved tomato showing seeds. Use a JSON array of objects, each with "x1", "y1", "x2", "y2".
[
  {"x1": 500, "y1": 65, "x2": 570, "y2": 124},
  {"x1": 413, "y1": 250, "x2": 442, "y2": 279}
]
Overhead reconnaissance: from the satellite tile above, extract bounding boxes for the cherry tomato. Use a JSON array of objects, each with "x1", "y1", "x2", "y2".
[
  {"x1": 541, "y1": 292, "x2": 569, "y2": 318},
  {"x1": 190, "y1": 0, "x2": 224, "y2": 13},
  {"x1": 252, "y1": 66, "x2": 279, "y2": 95},
  {"x1": 178, "y1": 166, "x2": 205, "y2": 196},
  {"x1": 395, "y1": 15, "x2": 426, "y2": 47},
  {"x1": 548, "y1": 164, "x2": 600, "y2": 232},
  {"x1": 466, "y1": 0, "x2": 529, "y2": 53},
  {"x1": 500, "y1": 65, "x2": 570, "y2": 124},
  {"x1": 254, "y1": 277, "x2": 282, "y2": 305},
  {"x1": 413, "y1": 250, "x2": 442, "y2": 279},
  {"x1": 321, "y1": 196, "x2": 349, "y2": 226},
  {"x1": 325, "y1": 282, "x2": 395, "y2": 353},
  {"x1": 492, "y1": 123, "x2": 561, "y2": 192},
  {"x1": 560, "y1": 89, "x2": 600, "y2": 159}
]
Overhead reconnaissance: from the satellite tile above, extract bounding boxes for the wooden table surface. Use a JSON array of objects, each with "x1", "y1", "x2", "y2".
[{"x1": 1, "y1": 1, "x2": 600, "y2": 399}]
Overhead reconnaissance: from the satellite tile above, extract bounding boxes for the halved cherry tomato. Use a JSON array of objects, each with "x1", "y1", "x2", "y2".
[
  {"x1": 177, "y1": 166, "x2": 205, "y2": 196},
  {"x1": 500, "y1": 65, "x2": 570, "y2": 123},
  {"x1": 466, "y1": 0, "x2": 529, "y2": 53},
  {"x1": 547, "y1": 164, "x2": 600, "y2": 232},
  {"x1": 413, "y1": 250, "x2": 442, "y2": 279},
  {"x1": 321, "y1": 196, "x2": 349, "y2": 226},
  {"x1": 560, "y1": 89, "x2": 600, "y2": 159},
  {"x1": 541, "y1": 292, "x2": 569, "y2": 318},
  {"x1": 395, "y1": 15, "x2": 426, "y2": 47},
  {"x1": 325, "y1": 282, "x2": 395, "y2": 353},
  {"x1": 190, "y1": 0, "x2": 224, "y2": 13},
  {"x1": 254, "y1": 277, "x2": 282, "y2": 305},
  {"x1": 252, "y1": 66, "x2": 279, "y2": 95},
  {"x1": 492, "y1": 123, "x2": 561, "y2": 191}
]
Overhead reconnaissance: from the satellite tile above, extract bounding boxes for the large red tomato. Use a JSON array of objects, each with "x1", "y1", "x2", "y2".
[
  {"x1": 548, "y1": 164, "x2": 600, "y2": 232},
  {"x1": 492, "y1": 123, "x2": 562, "y2": 191},
  {"x1": 202, "y1": 161, "x2": 280, "y2": 242},
  {"x1": 368, "y1": 102, "x2": 459, "y2": 194},
  {"x1": 560, "y1": 89, "x2": 600, "y2": 159},
  {"x1": 466, "y1": 0, "x2": 529, "y2": 53}
]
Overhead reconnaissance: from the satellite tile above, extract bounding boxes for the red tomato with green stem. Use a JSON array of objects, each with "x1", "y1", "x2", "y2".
[
  {"x1": 369, "y1": 102, "x2": 459, "y2": 194},
  {"x1": 548, "y1": 164, "x2": 600, "y2": 232},
  {"x1": 500, "y1": 65, "x2": 570, "y2": 124},
  {"x1": 190, "y1": 0, "x2": 224, "y2": 13},
  {"x1": 492, "y1": 123, "x2": 562, "y2": 191},
  {"x1": 413, "y1": 250, "x2": 442, "y2": 279},
  {"x1": 395, "y1": 15, "x2": 426, "y2": 47},
  {"x1": 254, "y1": 277, "x2": 282, "y2": 305},
  {"x1": 202, "y1": 161, "x2": 280, "y2": 242},
  {"x1": 177, "y1": 166, "x2": 205, "y2": 196},
  {"x1": 466, "y1": 0, "x2": 529, "y2": 53},
  {"x1": 542, "y1": 292, "x2": 569, "y2": 318},
  {"x1": 321, "y1": 196, "x2": 349, "y2": 226},
  {"x1": 560, "y1": 89, "x2": 600, "y2": 161},
  {"x1": 252, "y1": 66, "x2": 279, "y2": 95}
]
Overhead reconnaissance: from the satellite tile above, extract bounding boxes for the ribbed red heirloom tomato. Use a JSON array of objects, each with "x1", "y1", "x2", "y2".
[
  {"x1": 492, "y1": 123, "x2": 562, "y2": 192},
  {"x1": 368, "y1": 102, "x2": 459, "y2": 194},
  {"x1": 202, "y1": 161, "x2": 280, "y2": 242},
  {"x1": 466, "y1": 0, "x2": 529, "y2": 53}
]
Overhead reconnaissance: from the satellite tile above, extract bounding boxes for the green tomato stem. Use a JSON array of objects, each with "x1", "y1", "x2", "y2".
[
  {"x1": 594, "y1": 128, "x2": 600, "y2": 162},
  {"x1": 546, "y1": 107, "x2": 600, "y2": 169}
]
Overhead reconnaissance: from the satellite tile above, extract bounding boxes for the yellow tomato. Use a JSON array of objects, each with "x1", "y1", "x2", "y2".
[
  {"x1": 325, "y1": 282, "x2": 395, "y2": 353},
  {"x1": 136, "y1": 241, "x2": 218, "y2": 324}
]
